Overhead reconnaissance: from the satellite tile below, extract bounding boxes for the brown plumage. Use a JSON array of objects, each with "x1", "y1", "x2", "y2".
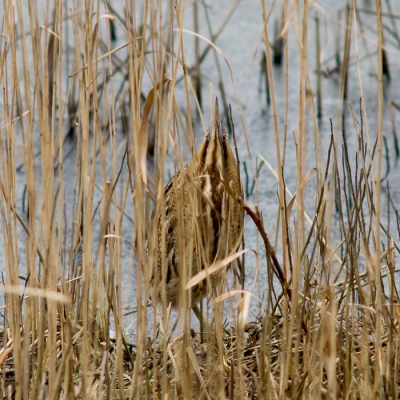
[{"x1": 146, "y1": 99, "x2": 243, "y2": 310}]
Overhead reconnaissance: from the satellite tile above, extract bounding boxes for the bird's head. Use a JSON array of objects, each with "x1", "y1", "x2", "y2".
[{"x1": 199, "y1": 98, "x2": 229, "y2": 180}]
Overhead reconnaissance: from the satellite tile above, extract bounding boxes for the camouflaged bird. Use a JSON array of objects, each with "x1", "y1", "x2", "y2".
[{"x1": 146, "y1": 99, "x2": 244, "y2": 310}]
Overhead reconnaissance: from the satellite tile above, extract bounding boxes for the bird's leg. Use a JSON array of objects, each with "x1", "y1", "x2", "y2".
[
  {"x1": 156, "y1": 302, "x2": 184, "y2": 344},
  {"x1": 192, "y1": 304, "x2": 208, "y2": 335},
  {"x1": 155, "y1": 302, "x2": 170, "y2": 337},
  {"x1": 169, "y1": 309, "x2": 182, "y2": 336},
  {"x1": 200, "y1": 294, "x2": 204, "y2": 342}
]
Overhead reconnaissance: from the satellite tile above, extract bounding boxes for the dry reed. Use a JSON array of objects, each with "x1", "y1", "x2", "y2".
[{"x1": 0, "y1": 0, "x2": 399, "y2": 399}]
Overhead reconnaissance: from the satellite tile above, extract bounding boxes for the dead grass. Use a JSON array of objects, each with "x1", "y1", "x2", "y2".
[{"x1": 0, "y1": 0, "x2": 400, "y2": 399}]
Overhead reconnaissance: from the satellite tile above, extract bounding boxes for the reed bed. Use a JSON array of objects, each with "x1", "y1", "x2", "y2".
[{"x1": 0, "y1": 0, "x2": 399, "y2": 399}]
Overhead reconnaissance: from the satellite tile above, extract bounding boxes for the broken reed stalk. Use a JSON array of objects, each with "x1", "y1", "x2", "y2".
[
  {"x1": 239, "y1": 199, "x2": 286, "y2": 296},
  {"x1": 315, "y1": 17, "x2": 322, "y2": 119},
  {"x1": 388, "y1": 101, "x2": 400, "y2": 158},
  {"x1": 262, "y1": 51, "x2": 271, "y2": 106},
  {"x1": 273, "y1": 12, "x2": 284, "y2": 65},
  {"x1": 193, "y1": 0, "x2": 202, "y2": 109},
  {"x1": 342, "y1": 5, "x2": 352, "y2": 102},
  {"x1": 336, "y1": 9, "x2": 342, "y2": 70}
]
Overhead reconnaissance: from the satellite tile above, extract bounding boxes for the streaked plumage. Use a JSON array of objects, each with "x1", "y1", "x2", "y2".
[{"x1": 147, "y1": 99, "x2": 243, "y2": 309}]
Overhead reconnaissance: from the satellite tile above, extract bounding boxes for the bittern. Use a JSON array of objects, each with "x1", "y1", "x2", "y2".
[{"x1": 147, "y1": 99, "x2": 244, "y2": 314}]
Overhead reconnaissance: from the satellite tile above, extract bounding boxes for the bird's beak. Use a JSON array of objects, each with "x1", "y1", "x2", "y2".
[
  {"x1": 214, "y1": 97, "x2": 220, "y2": 125},
  {"x1": 212, "y1": 97, "x2": 222, "y2": 141},
  {"x1": 203, "y1": 97, "x2": 224, "y2": 171}
]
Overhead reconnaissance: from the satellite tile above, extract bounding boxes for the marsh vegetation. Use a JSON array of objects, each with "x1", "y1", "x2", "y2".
[{"x1": 0, "y1": 0, "x2": 399, "y2": 398}]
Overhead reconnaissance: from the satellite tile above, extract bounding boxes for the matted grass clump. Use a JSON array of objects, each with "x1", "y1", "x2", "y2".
[{"x1": 0, "y1": 0, "x2": 399, "y2": 399}]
